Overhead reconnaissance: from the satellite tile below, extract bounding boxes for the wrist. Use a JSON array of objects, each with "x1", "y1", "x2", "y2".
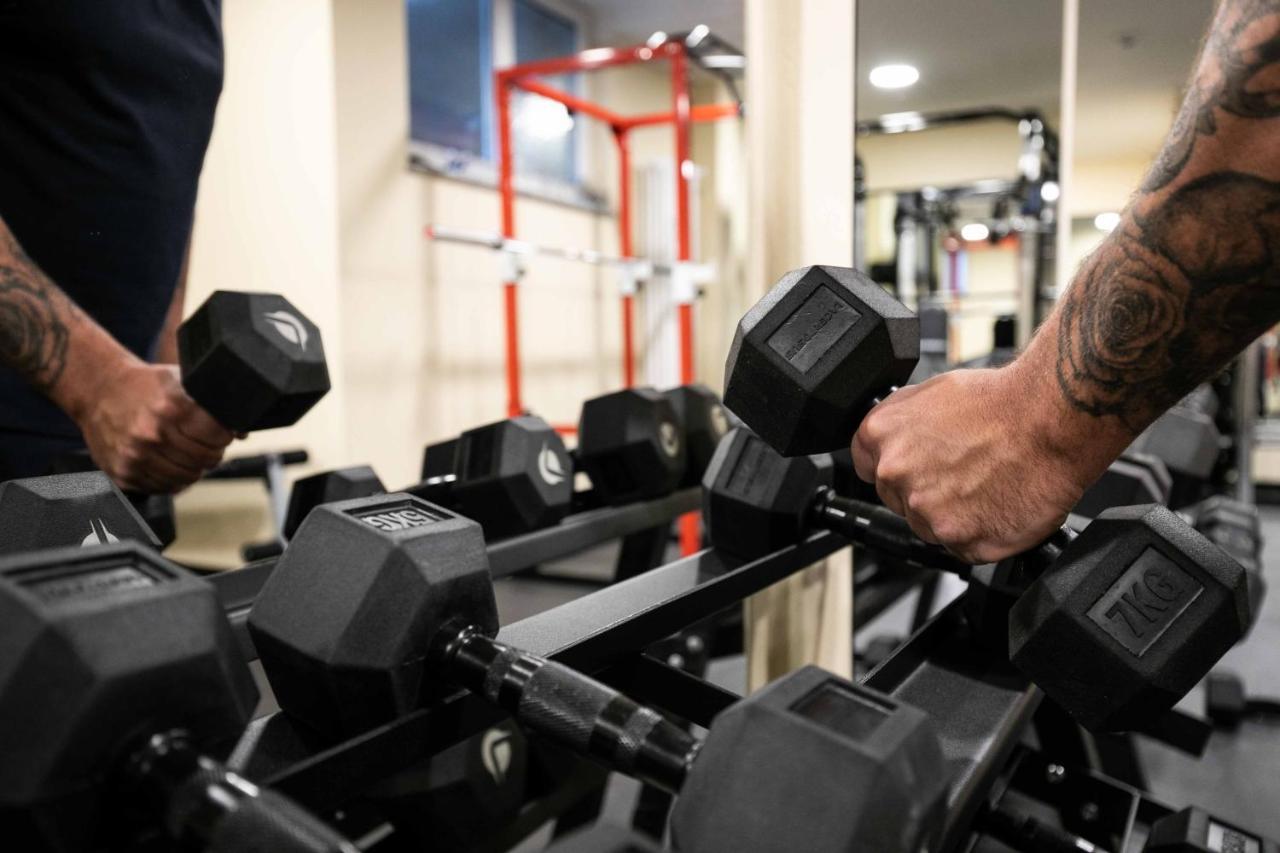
[
  {"x1": 1002, "y1": 330, "x2": 1137, "y2": 491},
  {"x1": 53, "y1": 334, "x2": 143, "y2": 424}
]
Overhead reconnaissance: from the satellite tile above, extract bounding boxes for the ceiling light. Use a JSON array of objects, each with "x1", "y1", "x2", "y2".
[
  {"x1": 877, "y1": 111, "x2": 925, "y2": 133},
  {"x1": 1040, "y1": 181, "x2": 1060, "y2": 203},
  {"x1": 1094, "y1": 211, "x2": 1121, "y2": 232},
  {"x1": 960, "y1": 223, "x2": 990, "y2": 242},
  {"x1": 646, "y1": 31, "x2": 668, "y2": 49},
  {"x1": 869, "y1": 63, "x2": 919, "y2": 90},
  {"x1": 686, "y1": 24, "x2": 710, "y2": 48}
]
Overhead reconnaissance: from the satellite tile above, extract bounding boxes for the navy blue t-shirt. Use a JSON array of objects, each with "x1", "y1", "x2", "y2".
[{"x1": 0, "y1": 1, "x2": 223, "y2": 477}]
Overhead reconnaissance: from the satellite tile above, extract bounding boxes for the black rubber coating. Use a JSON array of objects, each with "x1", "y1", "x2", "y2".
[{"x1": 204, "y1": 789, "x2": 357, "y2": 853}]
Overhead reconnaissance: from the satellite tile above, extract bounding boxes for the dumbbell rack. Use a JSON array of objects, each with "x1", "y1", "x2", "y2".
[
  {"x1": 212, "y1": 487, "x2": 703, "y2": 659},
  {"x1": 204, "y1": 524, "x2": 1028, "y2": 852}
]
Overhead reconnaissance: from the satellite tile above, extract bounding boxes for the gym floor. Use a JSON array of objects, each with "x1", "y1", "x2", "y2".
[
  {"x1": 1137, "y1": 505, "x2": 1280, "y2": 838},
  {"x1": 496, "y1": 506, "x2": 1280, "y2": 844}
]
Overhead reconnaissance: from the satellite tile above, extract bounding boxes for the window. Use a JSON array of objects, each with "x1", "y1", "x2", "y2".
[
  {"x1": 512, "y1": 0, "x2": 579, "y2": 184},
  {"x1": 406, "y1": 0, "x2": 491, "y2": 158},
  {"x1": 406, "y1": 0, "x2": 584, "y2": 190}
]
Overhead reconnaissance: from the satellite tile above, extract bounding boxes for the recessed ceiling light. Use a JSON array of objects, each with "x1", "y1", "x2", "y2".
[
  {"x1": 869, "y1": 63, "x2": 919, "y2": 90},
  {"x1": 1094, "y1": 211, "x2": 1121, "y2": 232},
  {"x1": 960, "y1": 223, "x2": 989, "y2": 242}
]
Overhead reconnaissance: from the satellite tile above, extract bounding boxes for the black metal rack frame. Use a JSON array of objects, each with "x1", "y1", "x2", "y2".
[{"x1": 220, "y1": 521, "x2": 1042, "y2": 853}]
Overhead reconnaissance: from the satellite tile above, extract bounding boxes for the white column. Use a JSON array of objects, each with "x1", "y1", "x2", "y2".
[{"x1": 743, "y1": 0, "x2": 856, "y2": 687}]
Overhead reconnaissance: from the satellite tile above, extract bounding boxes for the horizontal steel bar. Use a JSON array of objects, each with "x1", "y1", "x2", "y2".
[{"x1": 212, "y1": 488, "x2": 701, "y2": 660}]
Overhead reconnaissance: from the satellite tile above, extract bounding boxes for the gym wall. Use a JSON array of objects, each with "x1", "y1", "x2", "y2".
[{"x1": 174, "y1": 0, "x2": 749, "y2": 565}]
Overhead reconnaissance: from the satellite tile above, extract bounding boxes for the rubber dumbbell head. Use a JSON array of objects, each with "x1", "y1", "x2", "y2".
[
  {"x1": 723, "y1": 265, "x2": 918, "y2": 455},
  {"x1": 1144, "y1": 807, "x2": 1278, "y2": 853},
  {"x1": 0, "y1": 472, "x2": 160, "y2": 554},
  {"x1": 670, "y1": 666, "x2": 948, "y2": 853},
  {"x1": 408, "y1": 415, "x2": 573, "y2": 539},
  {"x1": 577, "y1": 387, "x2": 685, "y2": 504},
  {"x1": 369, "y1": 724, "x2": 528, "y2": 850},
  {"x1": 283, "y1": 466, "x2": 387, "y2": 540},
  {"x1": 0, "y1": 543, "x2": 258, "y2": 850},
  {"x1": 1009, "y1": 504, "x2": 1249, "y2": 732},
  {"x1": 1074, "y1": 451, "x2": 1172, "y2": 521},
  {"x1": 664, "y1": 383, "x2": 733, "y2": 488},
  {"x1": 178, "y1": 291, "x2": 331, "y2": 432}
]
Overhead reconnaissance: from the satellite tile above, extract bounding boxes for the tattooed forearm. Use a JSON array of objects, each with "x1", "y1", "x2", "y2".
[
  {"x1": 0, "y1": 222, "x2": 79, "y2": 393},
  {"x1": 1142, "y1": 0, "x2": 1280, "y2": 192},
  {"x1": 1051, "y1": 0, "x2": 1280, "y2": 431},
  {"x1": 1056, "y1": 173, "x2": 1280, "y2": 428}
]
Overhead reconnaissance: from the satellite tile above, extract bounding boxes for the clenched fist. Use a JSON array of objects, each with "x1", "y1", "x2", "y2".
[
  {"x1": 851, "y1": 363, "x2": 1132, "y2": 563},
  {"x1": 74, "y1": 362, "x2": 234, "y2": 493}
]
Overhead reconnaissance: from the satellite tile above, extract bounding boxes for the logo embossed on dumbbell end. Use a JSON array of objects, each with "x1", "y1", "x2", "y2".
[
  {"x1": 660, "y1": 421, "x2": 681, "y2": 457},
  {"x1": 1086, "y1": 548, "x2": 1204, "y2": 657},
  {"x1": 26, "y1": 566, "x2": 155, "y2": 603},
  {"x1": 263, "y1": 310, "x2": 309, "y2": 351},
  {"x1": 354, "y1": 506, "x2": 441, "y2": 533},
  {"x1": 481, "y1": 727, "x2": 514, "y2": 785},
  {"x1": 537, "y1": 442, "x2": 566, "y2": 486},
  {"x1": 709, "y1": 405, "x2": 729, "y2": 438},
  {"x1": 765, "y1": 285, "x2": 862, "y2": 374},
  {"x1": 81, "y1": 518, "x2": 119, "y2": 547}
]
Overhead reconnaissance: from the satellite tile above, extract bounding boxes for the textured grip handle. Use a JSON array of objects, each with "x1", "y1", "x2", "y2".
[
  {"x1": 205, "y1": 789, "x2": 358, "y2": 853},
  {"x1": 447, "y1": 630, "x2": 695, "y2": 792},
  {"x1": 818, "y1": 491, "x2": 971, "y2": 577}
]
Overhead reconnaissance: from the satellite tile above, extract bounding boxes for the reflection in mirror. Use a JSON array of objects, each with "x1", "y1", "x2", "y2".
[{"x1": 855, "y1": 2, "x2": 1063, "y2": 367}]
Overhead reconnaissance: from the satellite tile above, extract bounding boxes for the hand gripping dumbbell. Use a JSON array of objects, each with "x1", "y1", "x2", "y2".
[
  {"x1": 248, "y1": 493, "x2": 950, "y2": 853},
  {"x1": 703, "y1": 427, "x2": 1247, "y2": 732},
  {"x1": 0, "y1": 542, "x2": 355, "y2": 852},
  {"x1": 0, "y1": 292, "x2": 331, "y2": 553},
  {"x1": 285, "y1": 414, "x2": 575, "y2": 541},
  {"x1": 178, "y1": 290, "x2": 330, "y2": 432},
  {"x1": 720, "y1": 266, "x2": 1250, "y2": 732}
]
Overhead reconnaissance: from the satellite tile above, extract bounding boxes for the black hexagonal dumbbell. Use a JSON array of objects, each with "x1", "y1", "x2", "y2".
[
  {"x1": 410, "y1": 414, "x2": 573, "y2": 538},
  {"x1": 0, "y1": 471, "x2": 162, "y2": 554},
  {"x1": 723, "y1": 266, "x2": 918, "y2": 456},
  {"x1": 0, "y1": 542, "x2": 355, "y2": 852},
  {"x1": 663, "y1": 383, "x2": 734, "y2": 488},
  {"x1": 1128, "y1": 396, "x2": 1223, "y2": 509},
  {"x1": 1073, "y1": 451, "x2": 1172, "y2": 522},
  {"x1": 45, "y1": 449, "x2": 178, "y2": 549},
  {"x1": 721, "y1": 267, "x2": 1253, "y2": 730},
  {"x1": 577, "y1": 387, "x2": 686, "y2": 505},
  {"x1": 1144, "y1": 807, "x2": 1278, "y2": 853},
  {"x1": 248, "y1": 494, "x2": 949, "y2": 853},
  {"x1": 286, "y1": 415, "x2": 574, "y2": 542},
  {"x1": 178, "y1": 290, "x2": 331, "y2": 433},
  {"x1": 1185, "y1": 495, "x2": 1266, "y2": 632},
  {"x1": 705, "y1": 429, "x2": 1247, "y2": 734}
]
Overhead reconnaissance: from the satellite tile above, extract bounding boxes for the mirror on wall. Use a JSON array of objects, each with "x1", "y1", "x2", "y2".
[{"x1": 855, "y1": 1, "x2": 1062, "y2": 367}]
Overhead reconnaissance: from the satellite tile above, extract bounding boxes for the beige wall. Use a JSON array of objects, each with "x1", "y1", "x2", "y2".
[
  {"x1": 176, "y1": 0, "x2": 346, "y2": 564},
  {"x1": 172, "y1": 0, "x2": 745, "y2": 563}
]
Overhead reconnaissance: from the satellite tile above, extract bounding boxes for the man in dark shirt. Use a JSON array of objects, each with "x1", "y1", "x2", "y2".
[{"x1": 0, "y1": 1, "x2": 234, "y2": 490}]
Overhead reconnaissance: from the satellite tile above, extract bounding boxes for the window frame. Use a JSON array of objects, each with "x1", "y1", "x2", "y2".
[{"x1": 407, "y1": 0, "x2": 602, "y2": 210}]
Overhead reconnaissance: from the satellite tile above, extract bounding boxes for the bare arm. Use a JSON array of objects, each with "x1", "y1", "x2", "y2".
[
  {"x1": 852, "y1": 0, "x2": 1280, "y2": 561},
  {"x1": 0, "y1": 215, "x2": 137, "y2": 419},
  {"x1": 153, "y1": 232, "x2": 191, "y2": 365},
  {"x1": 0, "y1": 216, "x2": 231, "y2": 491},
  {"x1": 1033, "y1": 0, "x2": 1280, "y2": 439}
]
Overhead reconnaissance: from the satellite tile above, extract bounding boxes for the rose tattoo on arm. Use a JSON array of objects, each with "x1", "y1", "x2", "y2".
[
  {"x1": 1056, "y1": 173, "x2": 1280, "y2": 428},
  {"x1": 0, "y1": 223, "x2": 77, "y2": 393},
  {"x1": 1053, "y1": 0, "x2": 1280, "y2": 429}
]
